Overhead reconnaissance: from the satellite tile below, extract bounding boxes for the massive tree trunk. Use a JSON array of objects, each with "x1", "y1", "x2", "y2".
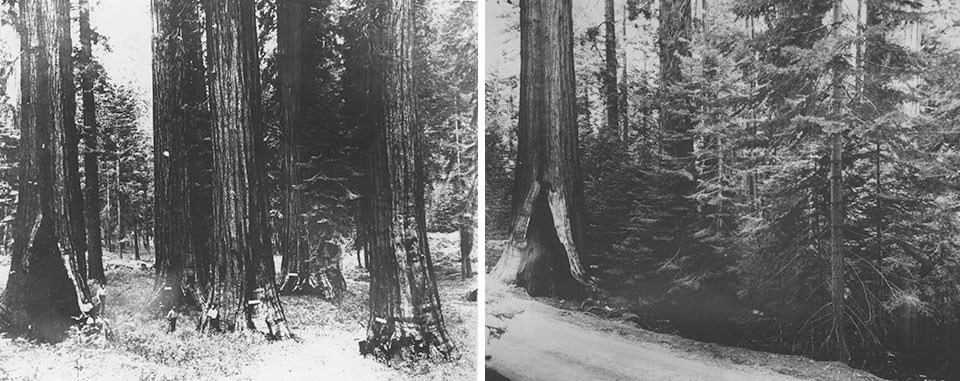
[
  {"x1": 79, "y1": 0, "x2": 101, "y2": 283},
  {"x1": 203, "y1": 0, "x2": 288, "y2": 338},
  {"x1": 276, "y1": 0, "x2": 345, "y2": 298},
  {"x1": 490, "y1": 0, "x2": 593, "y2": 298},
  {"x1": 358, "y1": 0, "x2": 454, "y2": 360},
  {"x1": 0, "y1": 0, "x2": 90, "y2": 341},
  {"x1": 603, "y1": 0, "x2": 619, "y2": 137},
  {"x1": 148, "y1": 0, "x2": 212, "y2": 313}
]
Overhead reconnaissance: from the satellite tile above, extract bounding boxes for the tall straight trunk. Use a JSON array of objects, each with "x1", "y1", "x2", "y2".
[
  {"x1": 277, "y1": 0, "x2": 307, "y2": 291},
  {"x1": 658, "y1": 0, "x2": 695, "y2": 257},
  {"x1": 0, "y1": 0, "x2": 90, "y2": 341},
  {"x1": 134, "y1": 228, "x2": 140, "y2": 260},
  {"x1": 460, "y1": 225, "x2": 473, "y2": 280},
  {"x1": 359, "y1": 0, "x2": 454, "y2": 360},
  {"x1": 603, "y1": 0, "x2": 619, "y2": 136},
  {"x1": 79, "y1": 0, "x2": 103, "y2": 283},
  {"x1": 490, "y1": 0, "x2": 593, "y2": 297},
  {"x1": 149, "y1": 0, "x2": 209, "y2": 312},
  {"x1": 619, "y1": 3, "x2": 628, "y2": 141},
  {"x1": 116, "y1": 158, "x2": 122, "y2": 259},
  {"x1": 203, "y1": 0, "x2": 288, "y2": 338},
  {"x1": 77, "y1": 0, "x2": 101, "y2": 283},
  {"x1": 276, "y1": 0, "x2": 345, "y2": 298},
  {"x1": 825, "y1": 0, "x2": 864, "y2": 361}
]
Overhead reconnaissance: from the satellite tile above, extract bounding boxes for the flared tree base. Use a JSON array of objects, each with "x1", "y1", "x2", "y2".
[
  {"x1": 238, "y1": 291, "x2": 291, "y2": 340},
  {"x1": 277, "y1": 267, "x2": 346, "y2": 299},
  {"x1": 359, "y1": 317, "x2": 456, "y2": 361},
  {"x1": 491, "y1": 184, "x2": 593, "y2": 299}
]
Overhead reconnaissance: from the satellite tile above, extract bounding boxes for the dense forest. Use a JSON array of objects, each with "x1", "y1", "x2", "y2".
[
  {"x1": 487, "y1": 0, "x2": 960, "y2": 379},
  {"x1": 0, "y1": 0, "x2": 477, "y2": 378}
]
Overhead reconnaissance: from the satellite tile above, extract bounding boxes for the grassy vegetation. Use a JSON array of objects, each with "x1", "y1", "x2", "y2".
[{"x1": 0, "y1": 232, "x2": 477, "y2": 380}]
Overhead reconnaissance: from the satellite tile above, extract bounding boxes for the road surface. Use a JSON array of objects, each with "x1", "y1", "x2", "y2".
[{"x1": 486, "y1": 288, "x2": 880, "y2": 381}]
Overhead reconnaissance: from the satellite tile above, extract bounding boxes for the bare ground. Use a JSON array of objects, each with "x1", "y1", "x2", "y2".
[
  {"x1": 0, "y1": 232, "x2": 477, "y2": 381},
  {"x1": 485, "y1": 282, "x2": 883, "y2": 381}
]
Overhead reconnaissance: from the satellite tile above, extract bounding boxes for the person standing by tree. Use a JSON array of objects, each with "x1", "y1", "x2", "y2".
[
  {"x1": 166, "y1": 307, "x2": 179, "y2": 333},
  {"x1": 96, "y1": 282, "x2": 107, "y2": 316}
]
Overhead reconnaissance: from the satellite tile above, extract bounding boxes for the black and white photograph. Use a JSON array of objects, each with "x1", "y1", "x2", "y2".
[
  {"x1": 0, "y1": 0, "x2": 478, "y2": 379},
  {"x1": 486, "y1": 0, "x2": 960, "y2": 380}
]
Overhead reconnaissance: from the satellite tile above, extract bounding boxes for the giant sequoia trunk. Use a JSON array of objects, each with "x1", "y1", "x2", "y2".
[
  {"x1": 276, "y1": 0, "x2": 345, "y2": 298},
  {"x1": 79, "y1": 0, "x2": 102, "y2": 283},
  {"x1": 0, "y1": 0, "x2": 90, "y2": 341},
  {"x1": 358, "y1": 0, "x2": 454, "y2": 360},
  {"x1": 203, "y1": 0, "x2": 288, "y2": 338},
  {"x1": 489, "y1": 0, "x2": 593, "y2": 298},
  {"x1": 148, "y1": 0, "x2": 210, "y2": 311}
]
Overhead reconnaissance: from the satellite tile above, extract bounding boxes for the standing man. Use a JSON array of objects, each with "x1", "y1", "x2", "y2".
[
  {"x1": 166, "y1": 307, "x2": 179, "y2": 333},
  {"x1": 96, "y1": 282, "x2": 107, "y2": 316}
]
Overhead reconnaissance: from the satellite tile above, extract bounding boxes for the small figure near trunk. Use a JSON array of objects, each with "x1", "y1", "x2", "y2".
[
  {"x1": 166, "y1": 307, "x2": 179, "y2": 333},
  {"x1": 96, "y1": 282, "x2": 107, "y2": 316},
  {"x1": 202, "y1": 303, "x2": 220, "y2": 332}
]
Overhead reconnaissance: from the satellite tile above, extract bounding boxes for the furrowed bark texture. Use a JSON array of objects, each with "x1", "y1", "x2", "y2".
[
  {"x1": 0, "y1": 0, "x2": 90, "y2": 341},
  {"x1": 149, "y1": 0, "x2": 210, "y2": 311},
  {"x1": 276, "y1": 0, "x2": 345, "y2": 298},
  {"x1": 490, "y1": 0, "x2": 593, "y2": 298},
  {"x1": 359, "y1": 0, "x2": 454, "y2": 360},
  {"x1": 204, "y1": 0, "x2": 288, "y2": 338},
  {"x1": 79, "y1": 0, "x2": 102, "y2": 283}
]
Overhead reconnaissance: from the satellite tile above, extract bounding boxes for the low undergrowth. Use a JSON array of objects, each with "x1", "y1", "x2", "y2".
[{"x1": 0, "y1": 232, "x2": 477, "y2": 380}]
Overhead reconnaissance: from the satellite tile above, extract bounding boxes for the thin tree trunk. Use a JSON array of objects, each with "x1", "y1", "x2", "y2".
[
  {"x1": 825, "y1": 0, "x2": 861, "y2": 361},
  {"x1": 0, "y1": 0, "x2": 90, "y2": 341},
  {"x1": 134, "y1": 228, "x2": 140, "y2": 260},
  {"x1": 490, "y1": 0, "x2": 593, "y2": 297},
  {"x1": 619, "y1": 2, "x2": 628, "y2": 141},
  {"x1": 116, "y1": 158, "x2": 122, "y2": 259},
  {"x1": 460, "y1": 225, "x2": 473, "y2": 280},
  {"x1": 79, "y1": 0, "x2": 104, "y2": 284},
  {"x1": 203, "y1": 0, "x2": 288, "y2": 338},
  {"x1": 359, "y1": 0, "x2": 454, "y2": 360},
  {"x1": 658, "y1": 0, "x2": 695, "y2": 259},
  {"x1": 603, "y1": 0, "x2": 618, "y2": 137}
]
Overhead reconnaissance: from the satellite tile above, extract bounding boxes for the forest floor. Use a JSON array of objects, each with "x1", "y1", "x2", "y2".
[
  {"x1": 485, "y1": 240, "x2": 883, "y2": 381},
  {"x1": 0, "y1": 232, "x2": 477, "y2": 381}
]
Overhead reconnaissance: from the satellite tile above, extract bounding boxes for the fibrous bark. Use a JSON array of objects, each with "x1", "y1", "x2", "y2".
[
  {"x1": 148, "y1": 0, "x2": 210, "y2": 312},
  {"x1": 79, "y1": 0, "x2": 102, "y2": 283},
  {"x1": 0, "y1": 0, "x2": 90, "y2": 341},
  {"x1": 276, "y1": 0, "x2": 345, "y2": 299},
  {"x1": 358, "y1": 0, "x2": 454, "y2": 360},
  {"x1": 203, "y1": 0, "x2": 288, "y2": 338},
  {"x1": 490, "y1": 0, "x2": 593, "y2": 298}
]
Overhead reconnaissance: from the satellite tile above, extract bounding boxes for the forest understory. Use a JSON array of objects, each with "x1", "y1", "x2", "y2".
[{"x1": 0, "y1": 232, "x2": 477, "y2": 381}]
